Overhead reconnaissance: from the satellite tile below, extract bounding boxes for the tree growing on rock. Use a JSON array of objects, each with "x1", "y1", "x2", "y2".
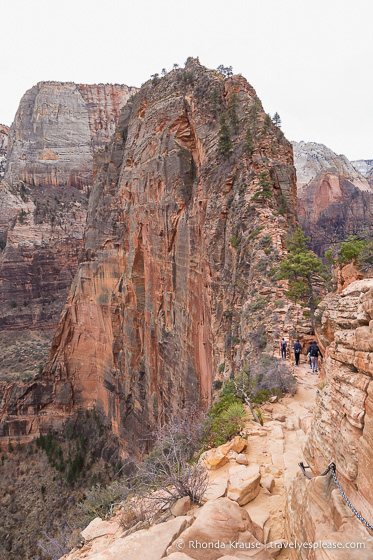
[
  {"x1": 277, "y1": 227, "x2": 328, "y2": 332},
  {"x1": 272, "y1": 111, "x2": 281, "y2": 127},
  {"x1": 218, "y1": 113, "x2": 233, "y2": 158}
]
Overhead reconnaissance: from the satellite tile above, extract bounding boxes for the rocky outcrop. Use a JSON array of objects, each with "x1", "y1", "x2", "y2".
[
  {"x1": 0, "y1": 82, "x2": 136, "y2": 345},
  {"x1": 0, "y1": 59, "x2": 298, "y2": 449},
  {"x1": 352, "y1": 160, "x2": 373, "y2": 187},
  {"x1": 293, "y1": 141, "x2": 373, "y2": 255},
  {"x1": 5, "y1": 82, "x2": 137, "y2": 188},
  {"x1": 0, "y1": 125, "x2": 8, "y2": 178},
  {"x1": 285, "y1": 279, "x2": 373, "y2": 557}
]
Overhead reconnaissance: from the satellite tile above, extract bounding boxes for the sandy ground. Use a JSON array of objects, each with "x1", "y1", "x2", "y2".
[{"x1": 209, "y1": 358, "x2": 319, "y2": 558}]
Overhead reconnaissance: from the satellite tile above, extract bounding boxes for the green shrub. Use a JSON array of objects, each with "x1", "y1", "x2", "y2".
[
  {"x1": 358, "y1": 241, "x2": 373, "y2": 272},
  {"x1": 221, "y1": 402, "x2": 247, "y2": 428},
  {"x1": 339, "y1": 236, "x2": 367, "y2": 264},
  {"x1": 230, "y1": 234, "x2": 240, "y2": 248},
  {"x1": 218, "y1": 362, "x2": 225, "y2": 373}
]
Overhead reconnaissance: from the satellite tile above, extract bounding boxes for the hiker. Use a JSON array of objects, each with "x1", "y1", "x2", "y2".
[
  {"x1": 307, "y1": 341, "x2": 323, "y2": 373},
  {"x1": 294, "y1": 339, "x2": 302, "y2": 366},
  {"x1": 280, "y1": 338, "x2": 287, "y2": 359}
]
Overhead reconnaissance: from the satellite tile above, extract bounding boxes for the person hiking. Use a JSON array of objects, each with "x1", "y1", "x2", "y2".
[
  {"x1": 280, "y1": 338, "x2": 287, "y2": 359},
  {"x1": 294, "y1": 340, "x2": 302, "y2": 366},
  {"x1": 307, "y1": 341, "x2": 323, "y2": 373}
]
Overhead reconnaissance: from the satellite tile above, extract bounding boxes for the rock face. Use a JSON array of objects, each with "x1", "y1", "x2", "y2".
[
  {"x1": 352, "y1": 159, "x2": 373, "y2": 187},
  {"x1": 285, "y1": 278, "x2": 373, "y2": 556},
  {"x1": 0, "y1": 82, "x2": 136, "y2": 344},
  {"x1": 293, "y1": 141, "x2": 373, "y2": 255},
  {"x1": 5, "y1": 82, "x2": 136, "y2": 188},
  {"x1": 0, "y1": 59, "x2": 298, "y2": 449},
  {"x1": 0, "y1": 125, "x2": 8, "y2": 178}
]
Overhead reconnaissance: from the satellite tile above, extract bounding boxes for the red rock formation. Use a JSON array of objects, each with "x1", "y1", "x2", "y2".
[
  {"x1": 0, "y1": 59, "x2": 298, "y2": 451},
  {"x1": 285, "y1": 278, "x2": 373, "y2": 554},
  {"x1": 0, "y1": 82, "x2": 136, "y2": 337},
  {"x1": 293, "y1": 141, "x2": 373, "y2": 256}
]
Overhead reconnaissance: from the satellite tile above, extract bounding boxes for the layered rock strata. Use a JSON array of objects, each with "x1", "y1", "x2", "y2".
[
  {"x1": 0, "y1": 59, "x2": 299, "y2": 450},
  {"x1": 0, "y1": 82, "x2": 136, "y2": 338},
  {"x1": 293, "y1": 141, "x2": 373, "y2": 255},
  {"x1": 285, "y1": 278, "x2": 373, "y2": 556}
]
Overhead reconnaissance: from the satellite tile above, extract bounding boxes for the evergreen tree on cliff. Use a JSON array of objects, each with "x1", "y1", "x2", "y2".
[{"x1": 277, "y1": 228, "x2": 328, "y2": 332}]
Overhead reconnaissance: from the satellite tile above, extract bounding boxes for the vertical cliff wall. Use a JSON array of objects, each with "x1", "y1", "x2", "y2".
[
  {"x1": 0, "y1": 59, "x2": 299, "y2": 451},
  {"x1": 0, "y1": 82, "x2": 137, "y2": 345},
  {"x1": 293, "y1": 141, "x2": 373, "y2": 256},
  {"x1": 0, "y1": 124, "x2": 8, "y2": 178},
  {"x1": 285, "y1": 279, "x2": 373, "y2": 556}
]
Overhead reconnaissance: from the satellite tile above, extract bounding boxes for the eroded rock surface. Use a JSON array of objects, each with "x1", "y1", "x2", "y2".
[
  {"x1": 0, "y1": 59, "x2": 298, "y2": 448},
  {"x1": 285, "y1": 278, "x2": 373, "y2": 557},
  {"x1": 0, "y1": 82, "x2": 136, "y2": 375},
  {"x1": 293, "y1": 141, "x2": 373, "y2": 255}
]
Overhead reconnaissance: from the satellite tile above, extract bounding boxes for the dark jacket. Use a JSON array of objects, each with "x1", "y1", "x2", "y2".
[
  {"x1": 307, "y1": 343, "x2": 323, "y2": 359},
  {"x1": 294, "y1": 342, "x2": 302, "y2": 354}
]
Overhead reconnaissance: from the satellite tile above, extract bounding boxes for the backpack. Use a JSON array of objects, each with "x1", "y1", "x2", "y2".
[
  {"x1": 310, "y1": 345, "x2": 319, "y2": 357},
  {"x1": 281, "y1": 340, "x2": 287, "y2": 349},
  {"x1": 294, "y1": 343, "x2": 301, "y2": 354}
]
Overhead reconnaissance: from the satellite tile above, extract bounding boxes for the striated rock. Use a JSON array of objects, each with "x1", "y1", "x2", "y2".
[
  {"x1": 227, "y1": 464, "x2": 261, "y2": 505},
  {"x1": 167, "y1": 498, "x2": 270, "y2": 560},
  {"x1": 0, "y1": 125, "x2": 8, "y2": 178},
  {"x1": 5, "y1": 82, "x2": 137, "y2": 188},
  {"x1": 0, "y1": 81, "x2": 136, "y2": 374},
  {"x1": 0, "y1": 59, "x2": 298, "y2": 448},
  {"x1": 293, "y1": 141, "x2": 373, "y2": 256},
  {"x1": 285, "y1": 278, "x2": 373, "y2": 556}
]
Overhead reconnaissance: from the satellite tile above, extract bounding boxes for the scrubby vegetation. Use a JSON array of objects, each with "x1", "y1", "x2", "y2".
[{"x1": 325, "y1": 233, "x2": 373, "y2": 273}]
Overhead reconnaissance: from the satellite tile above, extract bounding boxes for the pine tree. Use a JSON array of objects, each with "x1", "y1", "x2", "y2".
[
  {"x1": 228, "y1": 91, "x2": 239, "y2": 134},
  {"x1": 272, "y1": 112, "x2": 281, "y2": 127},
  {"x1": 277, "y1": 228, "x2": 328, "y2": 332},
  {"x1": 218, "y1": 113, "x2": 232, "y2": 158},
  {"x1": 244, "y1": 128, "x2": 254, "y2": 154}
]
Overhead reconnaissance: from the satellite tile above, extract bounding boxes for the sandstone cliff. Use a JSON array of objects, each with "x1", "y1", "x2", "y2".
[
  {"x1": 0, "y1": 59, "x2": 299, "y2": 450},
  {"x1": 293, "y1": 141, "x2": 373, "y2": 256},
  {"x1": 352, "y1": 159, "x2": 373, "y2": 187},
  {"x1": 0, "y1": 82, "x2": 136, "y2": 379},
  {"x1": 0, "y1": 124, "x2": 8, "y2": 178},
  {"x1": 285, "y1": 278, "x2": 373, "y2": 556}
]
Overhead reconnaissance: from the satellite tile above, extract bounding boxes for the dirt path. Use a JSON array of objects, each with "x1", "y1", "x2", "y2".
[{"x1": 208, "y1": 358, "x2": 319, "y2": 557}]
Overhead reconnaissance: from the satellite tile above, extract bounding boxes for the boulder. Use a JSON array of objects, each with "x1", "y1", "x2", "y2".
[
  {"x1": 167, "y1": 498, "x2": 271, "y2": 560},
  {"x1": 171, "y1": 497, "x2": 191, "y2": 517},
  {"x1": 227, "y1": 465, "x2": 261, "y2": 505},
  {"x1": 81, "y1": 517, "x2": 121, "y2": 541},
  {"x1": 204, "y1": 448, "x2": 229, "y2": 470},
  {"x1": 229, "y1": 436, "x2": 248, "y2": 453},
  {"x1": 236, "y1": 453, "x2": 249, "y2": 465},
  {"x1": 272, "y1": 414, "x2": 286, "y2": 423},
  {"x1": 260, "y1": 477, "x2": 275, "y2": 492},
  {"x1": 204, "y1": 478, "x2": 228, "y2": 501}
]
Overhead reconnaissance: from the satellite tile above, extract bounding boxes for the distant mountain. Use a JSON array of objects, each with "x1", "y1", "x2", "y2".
[{"x1": 293, "y1": 141, "x2": 373, "y2": 255}]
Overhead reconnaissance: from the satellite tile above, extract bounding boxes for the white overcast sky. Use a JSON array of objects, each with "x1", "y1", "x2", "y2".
[{"x1": 1, "y1": 0, "x2": 372, "y2": 160}]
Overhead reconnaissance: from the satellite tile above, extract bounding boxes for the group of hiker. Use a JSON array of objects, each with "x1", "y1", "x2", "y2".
[{"x1": 280, "y1": 337, "x2": 323, "y2": 373}]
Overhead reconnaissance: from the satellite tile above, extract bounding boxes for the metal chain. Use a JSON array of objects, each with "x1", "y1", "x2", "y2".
[{"x1": 298, "y1": 461, "x2": 373, "y2": 532}]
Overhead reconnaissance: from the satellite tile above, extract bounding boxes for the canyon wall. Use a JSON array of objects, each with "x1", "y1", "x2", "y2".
[
  {"x1": 0, "y1": 59, "x2": 300, "y2": 451},
  {"x1": 352, "y1": 159, "x2": 373, "y2": 187},
  {"x1": 293, "y1": 141, "x2": 373, "y2": 256},
  {"x1": 285, "y1": 278, "x2": 373, "y2": 557},
  {"x1": 0, "y1": 125, "x2": 8, "y2": 178},
  {"x1": 0, "y1": 82, "x2": 136, "y2": 349}
]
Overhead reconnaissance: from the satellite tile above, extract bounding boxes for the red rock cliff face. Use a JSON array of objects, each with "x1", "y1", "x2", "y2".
[
  {"x1": 0, "y1": 59, "x2": 298, "y2": 451},
  {"x1": 285, "y1": 279, "x2": 373, "y2": 555},
  {"x1": 293, "y1": 141, "x2": 373, "y2": 256},
  {"x1": 0, "y1": 82, "x2": 136, "y2": 336}
]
